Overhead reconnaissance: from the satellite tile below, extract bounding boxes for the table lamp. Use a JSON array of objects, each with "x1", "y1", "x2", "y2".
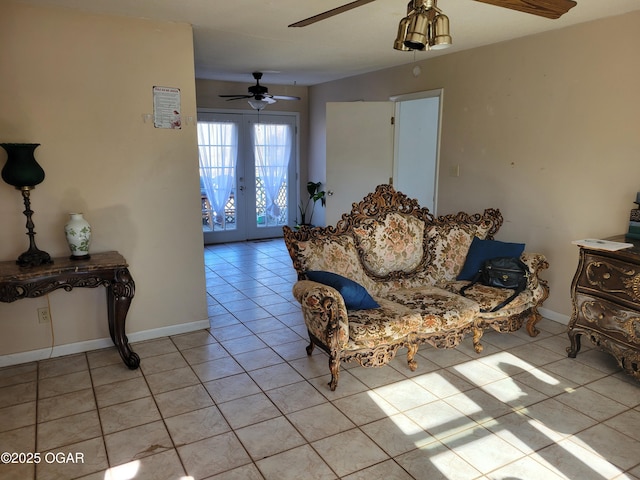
[{"x1": 1, "y1": 143, "x2": 53, "y2": 267}]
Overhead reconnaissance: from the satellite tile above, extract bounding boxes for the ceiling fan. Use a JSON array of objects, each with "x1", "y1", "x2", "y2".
[
  {"x1": 219, "y1": 72, "x2": 301, "y2": 111},
  {"x1": 288, "y1": 0, "x2": 578, "y2": 28}
]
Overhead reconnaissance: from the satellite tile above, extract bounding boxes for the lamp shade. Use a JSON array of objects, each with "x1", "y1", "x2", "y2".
[
  {"x1": 0, "y1": 143, "x2": 45, "y2": 188},
  {"x1": 393, "y1": 16, "x2": 412, "y2": 51},
  {"x1": 431, "y1": 14, "x2": 452, "y2": 49},
  {"x1": 404, "y1": 11, "x2": 429, "y2": 50}
]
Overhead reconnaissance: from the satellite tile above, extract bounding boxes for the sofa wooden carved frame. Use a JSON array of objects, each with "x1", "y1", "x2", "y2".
[{"x1": 284, "y1": 185, "x2": 520, "y2": 390}]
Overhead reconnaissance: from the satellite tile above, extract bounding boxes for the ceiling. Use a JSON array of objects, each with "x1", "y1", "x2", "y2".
[{"x1": 12, "y1": 0, "x2": 640, "y2": 86}]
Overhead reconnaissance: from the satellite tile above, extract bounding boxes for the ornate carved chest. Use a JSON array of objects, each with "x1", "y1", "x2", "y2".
[{"x1": 568, "y1": 235, "x2": 640, "y2": 380}]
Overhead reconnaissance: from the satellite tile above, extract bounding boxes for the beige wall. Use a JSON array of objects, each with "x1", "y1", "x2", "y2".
[
  {"x1": 0, "y1": 3, "x2": 208, "y2": 360},
  {"x1": 309, "y1": 12, "x2": 640, "y2": 318}
]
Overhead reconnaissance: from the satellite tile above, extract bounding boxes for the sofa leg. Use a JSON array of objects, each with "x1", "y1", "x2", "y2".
[
  {"x1": 473, "y1": 327, "x2": 484, "y2": 353},
  {"x1": 306, "y1": 340, "x2": 315, "y2": 356},
  {"x1": 526, "y1": 308, "x2": 542, "y2": 337},
  {"x1": 328, "y1": 356, "x2": 340, "y2": 391},
  {"x1": 407, "y1": 343, "x2": 418, "y2": 371}
]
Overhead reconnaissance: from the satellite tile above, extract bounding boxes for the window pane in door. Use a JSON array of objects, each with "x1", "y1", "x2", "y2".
[
  {"x1": 253, "y1": 123, "x2": 291, "y2": 228},
  {"x1": 198, "y1": 121, "x2": 238, "y2": 232}
]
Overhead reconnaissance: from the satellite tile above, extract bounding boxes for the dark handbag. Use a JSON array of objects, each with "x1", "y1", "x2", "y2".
[{"x1": 460, "y1": 257, "x2": 529, "y2": 312}]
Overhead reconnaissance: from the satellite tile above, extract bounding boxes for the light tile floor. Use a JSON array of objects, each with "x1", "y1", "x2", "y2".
[{"x1": 1, "y1": 238, "x2": 640, "y2": 479}]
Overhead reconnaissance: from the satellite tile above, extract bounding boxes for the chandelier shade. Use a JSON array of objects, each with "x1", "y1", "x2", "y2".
[{"x1": 248, "y1": 99, "x2": 269, "y2": 111}]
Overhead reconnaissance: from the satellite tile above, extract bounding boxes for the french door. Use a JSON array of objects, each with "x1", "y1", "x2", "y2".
[{"x1": 197, "y1": 110, "x2": 297, "y2": 244}]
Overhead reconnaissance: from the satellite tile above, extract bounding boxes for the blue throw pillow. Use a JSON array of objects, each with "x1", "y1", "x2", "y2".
[
  {"x1": 457, "y1": 237, "x2": 525, "y2": 281},
  {"x1": 305, "y1": 271, "x2": 380, "y2": 310}
]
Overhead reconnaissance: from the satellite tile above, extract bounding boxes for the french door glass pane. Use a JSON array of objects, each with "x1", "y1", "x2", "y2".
[
  {"x1": 198, "y1": 121, "x2": 238, "y2": 232},
  {"x1": 253, "y1": 123, "x2": 291, "y2": 228}
]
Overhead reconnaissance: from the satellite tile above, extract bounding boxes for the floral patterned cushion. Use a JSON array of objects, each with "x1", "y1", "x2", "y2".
[
  {"x1": 295, "y1": 235, "x2": 378, "y2": 294},
  {"x1": 347, "y1": 298, "x2": 422, "y2": 348},
  {"x1": 382, "y1": 286, "x2": 479, "y2": 331},
  {"x1": 352, "y1": 213, "x2": 426, "y2": 277},
  {"x1": 424, "y1": 222, "x2": 493, "y2": 284}
]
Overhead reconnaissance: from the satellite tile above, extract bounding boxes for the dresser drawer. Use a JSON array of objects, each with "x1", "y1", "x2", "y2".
[
  {"x1": 576, "y1": 252, "x2": 640, "y2": 307},
  {"x1": 573, "y1": 292, "x2": 640, "y2": 347}
]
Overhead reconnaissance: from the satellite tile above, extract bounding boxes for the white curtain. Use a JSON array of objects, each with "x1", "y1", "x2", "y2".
[
  {"x1": 197, "y1": 122, "x2": 238, "y2": 225},
  {"x1": 253, "y1": 123, "x2": 292, "y2": 219}
]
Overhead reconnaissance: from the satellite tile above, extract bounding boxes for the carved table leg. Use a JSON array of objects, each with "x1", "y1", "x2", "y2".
[
  {"x1": 107, "y1": 268, "x2": 139, "y2": 369},
  {"x1": 566, "y1": 329, "x2": 581, "y2": 358}
]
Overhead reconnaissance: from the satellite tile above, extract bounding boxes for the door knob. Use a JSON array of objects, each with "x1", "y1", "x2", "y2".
[{"x1": 327, "y1": 190, "x2": 334, "y2": 196}]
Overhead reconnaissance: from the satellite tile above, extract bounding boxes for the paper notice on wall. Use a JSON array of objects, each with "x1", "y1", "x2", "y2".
[{"x1": 153, "y1": 86, "x2": 181, "y2": 129}]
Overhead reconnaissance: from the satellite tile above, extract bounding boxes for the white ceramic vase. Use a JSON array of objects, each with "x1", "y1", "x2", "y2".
[{"x1": 64, "y1": 213, "x2": 91, "y2": 259}]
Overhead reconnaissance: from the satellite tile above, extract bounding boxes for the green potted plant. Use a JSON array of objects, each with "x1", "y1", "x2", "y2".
[{"x1": 297, "y1": 181, "x2": 326, "y2": 227}]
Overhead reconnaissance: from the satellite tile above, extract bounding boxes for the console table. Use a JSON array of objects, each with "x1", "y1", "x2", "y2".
[
  {"x1": 0, "y1": 251, "x2": 139, "y2": 369},
  {"x1": 568, "y1": 235, "x2": 640, "y2": 380}
]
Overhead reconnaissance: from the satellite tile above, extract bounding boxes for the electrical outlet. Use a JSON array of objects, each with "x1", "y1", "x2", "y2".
[{"x1": 38, "y1": 307, "x2": 51, "y2": 324}]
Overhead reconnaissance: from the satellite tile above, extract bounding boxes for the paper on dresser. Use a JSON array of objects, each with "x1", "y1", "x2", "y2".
[{"x1": 571, "y1": 239, "x2": 634, "y2": 251}]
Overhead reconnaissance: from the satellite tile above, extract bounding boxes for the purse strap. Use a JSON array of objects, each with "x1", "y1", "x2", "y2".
[
  {"x1": 486, "y1": 279, "x2": 527, "y2": 312},
  {"x1": 460, "y1": 261, "x2": 528, "y2": 313}
]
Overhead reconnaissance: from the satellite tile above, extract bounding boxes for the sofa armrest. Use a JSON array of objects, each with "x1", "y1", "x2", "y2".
[
  {"x1": 292, "y1": 280, "x2": 350, "y2": 350},
  {"x1": 521, "y1": 252, "x2": 549, "y2": 289}
]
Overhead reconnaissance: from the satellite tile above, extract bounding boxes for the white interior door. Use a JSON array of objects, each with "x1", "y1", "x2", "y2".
[
  {"x1": 393, "y1": 90, "x2": 442, "y2": 213},
  {"x1": 325, "y1": 102, "x2": 395, "y2": 225}
]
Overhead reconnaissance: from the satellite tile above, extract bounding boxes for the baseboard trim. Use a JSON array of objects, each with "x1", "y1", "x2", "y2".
[
  {"x1": 0, "y1": 319, "x2": 210, "y2": 368},
  {"x1": 539, "y1": 307, "x2": 570, "y2": 325}
]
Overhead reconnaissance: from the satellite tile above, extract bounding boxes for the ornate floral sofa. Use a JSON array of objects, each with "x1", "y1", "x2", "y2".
[{"x1": 283, "y1": 185, "x2": 549, "y2": 390}]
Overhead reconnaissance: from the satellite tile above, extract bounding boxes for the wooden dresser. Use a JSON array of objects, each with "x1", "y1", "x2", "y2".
[{"x1": 568, "y1": 235, "x2": 640, "y2": 380}]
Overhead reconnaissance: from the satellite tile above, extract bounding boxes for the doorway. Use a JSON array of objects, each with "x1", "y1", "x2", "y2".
[
  {"x1": 197, "y1": 110, "x2": 298, "y2": 244},
  {"x1": 324, "y1": 89, "x2": 442, "y2": 224},
  {"x1": 392, "y1": 89, "x2": 442, "y2": 213}
]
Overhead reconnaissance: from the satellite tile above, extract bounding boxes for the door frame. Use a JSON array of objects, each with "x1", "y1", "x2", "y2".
[
  {"x1": 197, "y1": 108, "x2": 300, "y2": 244},
  {"x1": 390, "y1": 88, "x2": 443, "y2": 215}
]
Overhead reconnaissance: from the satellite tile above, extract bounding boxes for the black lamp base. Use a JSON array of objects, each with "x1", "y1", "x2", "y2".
[
  {"x1": 14, "y1": 187, "x2": 53, "y2": 268},
  {"x1": 17, "y1": 247, "x2": 52, "y2": 267}
]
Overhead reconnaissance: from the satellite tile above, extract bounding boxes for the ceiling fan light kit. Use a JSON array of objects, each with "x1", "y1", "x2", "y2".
[
  {"x1": 394, "y1": 0, "x2": 452, "y2": 52},
  {"x1": 247, "y1": 98, "x2": 269, "y2": 111}
]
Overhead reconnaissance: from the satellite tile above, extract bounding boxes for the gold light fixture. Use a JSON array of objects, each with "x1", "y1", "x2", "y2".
[{"x1": 394, "y1": 0, "x2": 452, "y2": 52}]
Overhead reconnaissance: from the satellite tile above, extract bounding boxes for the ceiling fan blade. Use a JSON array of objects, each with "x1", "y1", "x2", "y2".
[
  {"x1": 273, "y1": 95, "x2": 301, "y2": 101},
  {"x1": 473, "y1": 0, "x2": 577, "y2": 19},
  {"x1": 289, "y1": 0, "x2": 376, "y2": 28},
  {"x1": 219, "y1": 95, "x2": 252, "y2": 100}
]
